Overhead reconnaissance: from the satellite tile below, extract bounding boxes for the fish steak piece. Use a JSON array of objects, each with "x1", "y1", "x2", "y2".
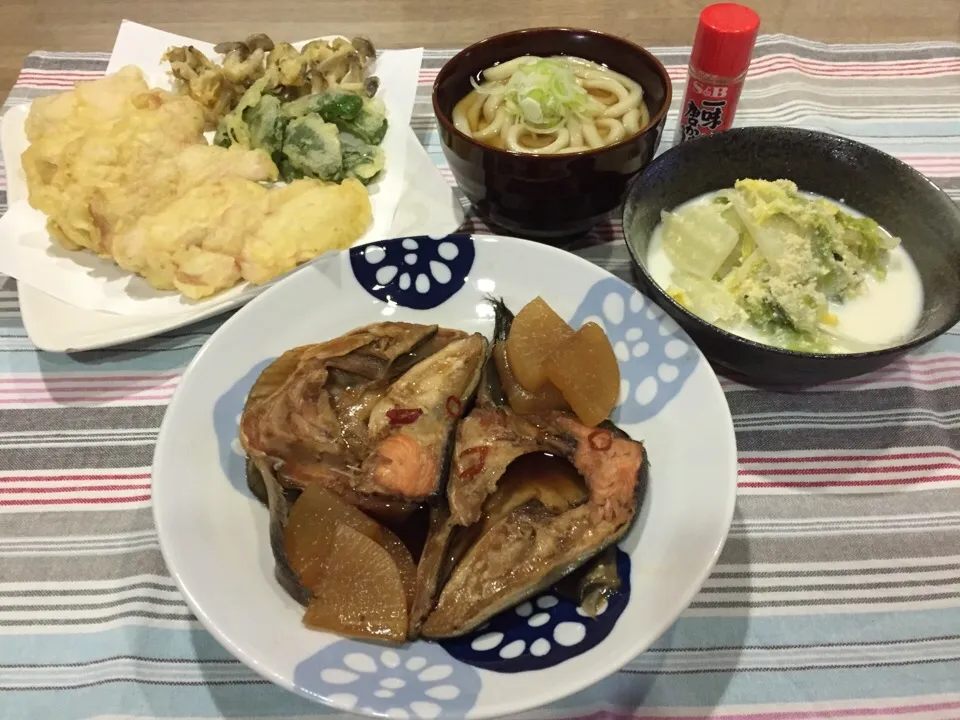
[{"x1": 416, "y1": 300, "x2": 647, "y2": 638}]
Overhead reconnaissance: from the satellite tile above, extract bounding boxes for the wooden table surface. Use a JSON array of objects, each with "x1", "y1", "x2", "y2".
[{"x1": 1, "y1": 0, "x2": 959, "y2": 102}]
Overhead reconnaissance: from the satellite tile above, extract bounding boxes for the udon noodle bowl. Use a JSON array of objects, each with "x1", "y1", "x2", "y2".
[{"x1": 452, "y1": 54, "x2": 650, "y2": 155}]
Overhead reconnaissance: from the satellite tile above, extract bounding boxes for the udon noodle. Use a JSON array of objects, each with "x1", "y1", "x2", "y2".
[{"x1": 452, "y1": 55, "x2": 650, "y2": 154}]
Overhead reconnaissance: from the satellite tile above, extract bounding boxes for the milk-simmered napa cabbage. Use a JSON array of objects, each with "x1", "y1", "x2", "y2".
[{"x1": 656, "y1": 179, "x2": 905, "y2": 353}]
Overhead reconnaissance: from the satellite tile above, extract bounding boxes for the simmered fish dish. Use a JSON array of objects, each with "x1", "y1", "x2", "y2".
[{"x1": 239, "y1": 298, "x2": 648, "y2": 643}]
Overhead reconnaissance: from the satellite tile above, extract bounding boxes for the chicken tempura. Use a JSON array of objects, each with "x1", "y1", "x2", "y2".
[{"x1": 22, "y1": 65, "x2": 374, "y2": 300}]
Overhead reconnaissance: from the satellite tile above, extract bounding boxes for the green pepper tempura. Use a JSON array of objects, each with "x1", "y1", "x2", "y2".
[
  {"x1": 661, "y1": 179, "x2": 901, "y2": 352},
  {"x1": 215, "y1": 79, "x2": 387, "y2": 184}
]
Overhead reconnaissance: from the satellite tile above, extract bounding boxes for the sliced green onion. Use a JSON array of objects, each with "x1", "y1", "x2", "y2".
[{"x1": 473, "y1": 58, "x2": 604, "y2": 134}]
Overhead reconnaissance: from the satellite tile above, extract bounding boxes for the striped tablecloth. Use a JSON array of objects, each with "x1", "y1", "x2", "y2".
[{"x1": 1, "y1": 34, "x2": 959, "y2": 720}]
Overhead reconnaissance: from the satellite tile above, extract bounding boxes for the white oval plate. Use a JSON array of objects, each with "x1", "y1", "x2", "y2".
[
  {"x1": 0, "y1": 103, "x2": 463, "y2": 352},
  {"x1": 152, "y1": 233, "x2": 737, "y2": 720}
]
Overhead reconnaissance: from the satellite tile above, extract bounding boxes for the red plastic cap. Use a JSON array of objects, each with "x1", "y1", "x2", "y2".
[{"x1": 690, "y1": 3, "x2": 761, "y2": 78}]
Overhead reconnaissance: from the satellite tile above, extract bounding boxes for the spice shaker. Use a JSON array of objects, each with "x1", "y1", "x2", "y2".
[{"x1": 673, "y1": 2, "x2": 760, "y2": 146}]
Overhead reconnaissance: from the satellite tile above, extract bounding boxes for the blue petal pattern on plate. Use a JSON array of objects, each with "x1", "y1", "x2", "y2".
[
  {"x1": 212, "y1": 357, "x2": 274, "y2": 491},
  {"x1": 439, "y1": 548, "x2": 631, "y2": 673},
  {"x1": 350, "y1": 234, "x2": 475, "y2": 310},
  {"x1": 294, "y1": 638, "x2": 482, "y2": 718},
  {"x1": 568, "y1": 277, "x2": 699, "y2": 424}
]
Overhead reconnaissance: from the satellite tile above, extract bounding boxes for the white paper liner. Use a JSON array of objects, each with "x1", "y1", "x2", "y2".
[{"x1": 0, "y1": 20, "x2": 423, "y2": 316}]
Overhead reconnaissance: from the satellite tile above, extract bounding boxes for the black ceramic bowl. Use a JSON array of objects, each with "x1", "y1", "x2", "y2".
[
  {"x1": 433, "y1": 27, "x2": 672, "y2": 241},
  {"x1": 622, "y1": 126, "x2": 960, "y2": 389}
]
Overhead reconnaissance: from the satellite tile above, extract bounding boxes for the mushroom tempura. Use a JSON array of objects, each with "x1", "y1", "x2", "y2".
[{"x1": 163, "y1": 34, "x2": 379, "y2": 129}]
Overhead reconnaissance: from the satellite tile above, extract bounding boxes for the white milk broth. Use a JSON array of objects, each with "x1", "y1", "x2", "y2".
[{"x1": 645, "y1": 191, "x2": 924, "y2": 353}]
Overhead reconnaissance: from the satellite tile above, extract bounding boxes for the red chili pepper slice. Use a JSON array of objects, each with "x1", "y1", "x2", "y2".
[
  {"x1": 386, "y1": 407, "x2": 423, "y2": 425},
  {"x1": 459, "y1": 445, "x2": 490, "y2": 478},
  {"x1": 445, "y1": 395, "x2": 463, "y2": 418},
  {"x1": 588, "y1": 429, "x2": 613, "y2": 451}
]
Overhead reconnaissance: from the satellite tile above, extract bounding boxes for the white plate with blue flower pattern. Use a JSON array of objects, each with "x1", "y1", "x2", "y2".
[{"x1": 152, "y1": 233, "x2": 738, "y2": 719}]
